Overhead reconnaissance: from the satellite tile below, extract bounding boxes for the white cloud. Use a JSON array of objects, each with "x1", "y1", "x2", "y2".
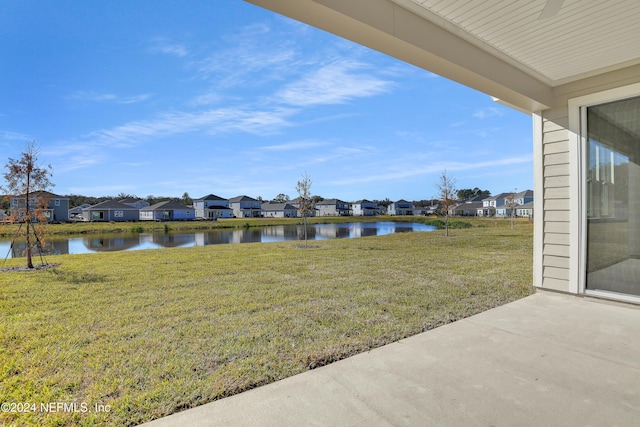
[
  {"x1": 68, "y1": 91, "x2": 152, "y2": 104},
  {"x1": 472, "y1": 107, "x2": 505, "y2": 119},
  {"x1": 87, "y1": 106, "x2": 297, "y2": 146},
  {"x1": 189, "y1": 92, "x2": 223, "y2": 107},
  {"x1": 327, "y1": 155, "x2": 532, "y2": 186},
  {"x1": 276, "y1": 61, "x2": 393, "y2": 106},
  {"x1": 150, "y1": 38, "x2": 189, "y2": 57},
  {"x1": 0, "y1": 130, "x2": 31, "y2": 142},
  {"x1": 259, "y1": 140, "x2": 328, "y2": 151}
]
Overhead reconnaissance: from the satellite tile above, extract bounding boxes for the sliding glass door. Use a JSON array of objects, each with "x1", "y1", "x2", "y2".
[{"x1": 586, "y1": 95, "x2": 640, "y2": 297}]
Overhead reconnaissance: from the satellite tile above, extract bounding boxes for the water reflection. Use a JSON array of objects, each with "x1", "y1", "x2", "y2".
[{"x1": 0, "y1": 222, "x2": 435, "y2": 258}]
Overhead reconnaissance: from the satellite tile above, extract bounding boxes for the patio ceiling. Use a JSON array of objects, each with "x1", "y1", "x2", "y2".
[
  {"x1": 245, "y1": 0, "x2": 640, "y2": 113},
  {"x1": 398, "y1": 0, "x2": 640, "y2": 87}
]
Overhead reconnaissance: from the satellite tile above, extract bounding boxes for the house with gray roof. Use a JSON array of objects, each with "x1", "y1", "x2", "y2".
[
  {"x1": 316, "y1": 199, "x2": 350, "y2": 216},
  {"x1": 352, "y1": 199, "x2": 377, "y2": 216},
  {"x1": 193, "y1": 194, "x2": 233, "y2": 219},
  {"x1": 140, "y1": 200, "x2": 195, "y2": 221},
  {"x1": 82, "y1": 200, "x2": 139, "y2": 221},
  {"x1": 229, "y1": 195, "x2": 262, "y2": 218},
  {"x1": 480, "y1": 193, "x2": 511, "y2": 217},
  {"x1": 514, "y1": 190, "x2": 534, "y2": 206},
  {"x1": 8, "y1": 191, "x2": 70, "y2": 222},
  {"x1": 388, "y1": 200, "x2": 413, "y2": 216},
  {"x1": 453, "y1": 201, "x2": 484, "y2": 217},
  {"x1": 261, "y1": 202, "x2": 297, "y2": 218}
]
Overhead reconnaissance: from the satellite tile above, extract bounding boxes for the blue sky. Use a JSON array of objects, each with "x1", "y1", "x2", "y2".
[{"x1": 1, "y1": 0, "x2": 533, "y2": 202}]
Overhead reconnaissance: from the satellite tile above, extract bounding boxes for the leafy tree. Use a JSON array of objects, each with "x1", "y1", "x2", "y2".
[
  {"x1": 272, "y1": 193, "x2": 290, "y2": 203},
  {"x1": 436, "y1": 169, "x2": 456, "y2": 237},
  {"x1": 117, "y1": 192, "x2": 139, "y2": 200},
  {"x1": 1, "y1": 141, "x2": 54, "y2": 268},
  {"x1": 456, "y1": 187, "x2": 491, "y2": 200},
  {"x1": 373, "y1": 198, "x2": 392, "y2": 208},
  {"x1": 181, "y1": 192, "x2": 192, "y2": 206},
  {"x1": 295, "y1": 172, "x2": 315, "y2": 248}
]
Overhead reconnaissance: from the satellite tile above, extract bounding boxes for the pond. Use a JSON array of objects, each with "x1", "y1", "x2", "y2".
[{"x1": 0, "y1": 221, "x2": 436, "y2": 258}]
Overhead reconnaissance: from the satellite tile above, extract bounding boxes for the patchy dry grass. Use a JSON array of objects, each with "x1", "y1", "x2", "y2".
[{"x1": 0, "y1": 222, "x2": 533, "y2": 426}]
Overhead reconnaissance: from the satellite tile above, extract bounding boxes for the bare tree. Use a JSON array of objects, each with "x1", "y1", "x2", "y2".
[
  {"x1": 1, "y1": 141, "x2": 54, "y2": 268},
  {"x1": 505, "y1": 188, "x2": 517, "y2": 230},
  {"x1": 436, "y1": 169, "x2": 456, "y2": 236},
  {"x1": 295, "y1": 172, "x2": 315, "y2": 248}
]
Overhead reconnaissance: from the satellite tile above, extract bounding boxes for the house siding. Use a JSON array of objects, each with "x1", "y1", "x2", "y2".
[{"x1": 537, "y1": 108, "x2": 571, "y2": 292}]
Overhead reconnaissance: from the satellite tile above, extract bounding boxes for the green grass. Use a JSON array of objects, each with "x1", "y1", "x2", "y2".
[{"x1": 0, "y1": 222, "x2": 534, "y2": 426}]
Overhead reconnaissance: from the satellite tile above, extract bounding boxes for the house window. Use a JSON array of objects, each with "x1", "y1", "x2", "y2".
[
  {"x1": 114, "y1": 211, "x2": 124, "y2": 218},
  {"x1": 585, "y1": 94, "x2": 640, "y2": 297},
  {"x1": 55, "y1": 199, "x2": 61, "y2": 206}
]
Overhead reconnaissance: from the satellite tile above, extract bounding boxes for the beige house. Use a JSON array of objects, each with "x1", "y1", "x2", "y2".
[{"x1": 247, "y1": 0, "x2": 640, "y2": 303}]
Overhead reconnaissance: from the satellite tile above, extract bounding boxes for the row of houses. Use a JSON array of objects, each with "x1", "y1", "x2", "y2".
[
  {"x1": 450, "y1": 190, "x2": 534, "y2": 218},
  {"x1": 2, "y1": 190, "x2": 534, "y2": 222}
]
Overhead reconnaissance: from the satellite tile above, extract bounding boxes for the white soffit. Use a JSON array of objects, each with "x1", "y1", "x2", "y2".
[{"x1": 400, "y1": 0, "x2": 640, "y2": 86}]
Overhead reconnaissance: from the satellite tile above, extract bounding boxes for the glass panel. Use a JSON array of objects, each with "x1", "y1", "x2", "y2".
[{"x1": 586, "y1": 95, "x2": 640, "y2": 296}]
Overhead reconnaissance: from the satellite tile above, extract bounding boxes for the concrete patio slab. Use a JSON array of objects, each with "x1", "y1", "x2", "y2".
[{"x1": 141, "y1": 291, "x2": 640, "y2": 426}]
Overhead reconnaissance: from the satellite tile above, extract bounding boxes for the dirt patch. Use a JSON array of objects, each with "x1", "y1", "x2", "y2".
[{"x1": 0, "y1": 264, "x2": 59, "y2": 273}]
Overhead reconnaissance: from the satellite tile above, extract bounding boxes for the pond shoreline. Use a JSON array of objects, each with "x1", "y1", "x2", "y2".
[
  {"x1": 1, "y1": 215, "x2": 447, "y2": 237},
  {"x1": 1, "y1": 221, "x2": 438, "y2": 258}
]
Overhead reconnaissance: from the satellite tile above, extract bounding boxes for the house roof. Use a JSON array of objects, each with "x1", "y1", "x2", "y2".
[
  {"x1": 464, "y1": 195, "x2": 490, "y2": 203},
  {"x1": 316, "y1": 198, "x2": 347, "y2": 205},
  {"x1": 515, "y1": 190, "x2": 534, "y2": 199},
  {"x1": 247, "y1": 0, "x2": 640, "y2": 112},
  {"x1": 262, "y1": 202, "x2": 297, "y2": 211},
  {"x1": 517, "y1": 201, "x2": 535, "y2": 209},
  {"x1": 12, "y1": 190, "x2": 67, "y2": 199},
  {"x1": 195, "y1": 194, "x2": 227, "y2": 201},
  {"x1": 86, "y1": 200, "x2": 138, "y2": 210},
  {"x1": 485, "y1": 192, "x2": 512, "y2": 201},
  {"x1": 455, "y1": 201, "x2": 484, "y2": 210},
  {"x1": 354, "y1": 199, "x2": 374, "y2": 204},
  {"x1": 229, "y1": 195, "x2": 260, "y2": 202},
  {"x1": 119, "y1": 197, "x2": 147, "y2": 204},
  {"x1": 142, "y1": 200, "x2": 193, "y2": 211}
]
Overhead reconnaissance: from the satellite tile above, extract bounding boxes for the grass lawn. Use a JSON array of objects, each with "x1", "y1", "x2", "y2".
[{"x1": 0, "y1": 221, "x2": 534, "y2": 426}]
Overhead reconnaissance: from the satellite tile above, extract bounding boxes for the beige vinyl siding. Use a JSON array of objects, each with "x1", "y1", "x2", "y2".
[{"x1": 540, "y1": 108, "x2": 571, "y2": 292}]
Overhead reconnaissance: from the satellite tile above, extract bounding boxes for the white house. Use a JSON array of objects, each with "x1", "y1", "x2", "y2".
[
  {"x1": 248, "y1": 0, "x2": 640, "y2": 303},
  {"x1": 193, "y1": 194, "x2": 234, "y2": 219},
  {"x1": 229, "y1": 195, "x2": 262, "y2": 218},
  {"x1": 387, "y1": 200, "x2": 413, "y2": 216},
  {"x1": 352, "y1": 199, "x2": 377, "y2": 216}
]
